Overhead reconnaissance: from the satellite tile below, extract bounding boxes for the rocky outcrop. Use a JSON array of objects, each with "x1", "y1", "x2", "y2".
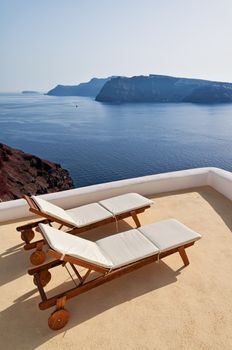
[
  {"x1": 0, "y1": 143, "x2": 74, "y2": 202},
  {"x1": 95, "y1": 75, "x2": 232, "y2": 103},
  {"x1": 182, "y1": 85, "x2": 232, "y2": 103},
  {"x1": 47, "y1": 77, "x2": 111, "y2": 97}
]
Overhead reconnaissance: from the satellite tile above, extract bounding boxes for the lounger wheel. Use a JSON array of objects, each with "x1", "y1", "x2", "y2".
[
  {"x1": 30, "y1": 250, "x2": 46, "y2": 266},
  {"x1": 33, "y1": 270, "x2": 51, "y2": 287},
  {"x1": 48, "y1": 309, "x2": 69, "y2": 330},
  {"x1": 21, "y1": 229, "x2": 35, "y2": 243}
]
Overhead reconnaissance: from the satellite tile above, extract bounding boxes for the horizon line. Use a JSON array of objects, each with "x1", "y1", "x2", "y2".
[{"x1": 1, "y1": 73, "x2": 232, "y2": 93}]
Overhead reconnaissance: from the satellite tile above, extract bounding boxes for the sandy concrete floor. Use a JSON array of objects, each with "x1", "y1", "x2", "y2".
[{"x1": 0, "y1": 186, "x2": 232, "y2": 350}]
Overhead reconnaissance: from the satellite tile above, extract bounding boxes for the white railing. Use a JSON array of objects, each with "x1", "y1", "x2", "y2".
[{"x1": 0, "y1": 167, "x2": 231, "y2": 223}]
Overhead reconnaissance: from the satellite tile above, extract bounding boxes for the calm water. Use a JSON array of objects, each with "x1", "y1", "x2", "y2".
[{"x1": 0, "y1": 93, "x2": 232, "y2": 187}]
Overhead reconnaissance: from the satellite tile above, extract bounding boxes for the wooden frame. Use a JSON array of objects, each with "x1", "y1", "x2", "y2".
[
  {"x1": 17, "y1": 195, "x2": 151, "y2": 265},
  {"x1": 28, "y1": 238, "x2": 195, "y2": 330}
]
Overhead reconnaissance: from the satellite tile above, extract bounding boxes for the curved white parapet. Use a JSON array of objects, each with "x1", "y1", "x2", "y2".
[
  {"x1": 0, "y1": 167, "x2": 231, "y2": 223},
  {"x1": 207, "y1": 167, "x2": 232, "y2": 201}
]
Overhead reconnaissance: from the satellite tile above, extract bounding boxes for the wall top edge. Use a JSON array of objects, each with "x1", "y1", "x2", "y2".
[{"x1": 0, "y1": 167, "x2": 231, "y2": 213}]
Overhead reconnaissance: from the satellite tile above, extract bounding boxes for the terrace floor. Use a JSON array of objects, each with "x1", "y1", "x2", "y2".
[{"x1": 0, "y1": 186, "x2": 232, "y2": 350}]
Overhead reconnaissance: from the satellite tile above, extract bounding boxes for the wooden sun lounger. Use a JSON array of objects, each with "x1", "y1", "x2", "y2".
[
  {"x1": 17, "y1": 193, "x2": 153, "y2": 265},
  {"x1": 28, "y1": 220, "x2": 201, "y2": 330}
]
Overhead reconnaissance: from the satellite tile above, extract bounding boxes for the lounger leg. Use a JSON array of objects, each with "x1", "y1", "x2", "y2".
[
  {"x1": 178, "y1": 247, "x2": 189, "y2": 266},
  {"x1": 48, "y1": 296, "x2": 69, "y2": 331},
  {"x1": 131, "y1": 211, "x2": 141, "y2": 228},
  {"x1": 34, "y1": 272, "x2": 48, "y2": 301}
]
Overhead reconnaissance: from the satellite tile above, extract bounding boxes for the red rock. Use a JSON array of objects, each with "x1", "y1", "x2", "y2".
[{"x1": 0, "y1": 143, "x2": 74, "y2": 202}]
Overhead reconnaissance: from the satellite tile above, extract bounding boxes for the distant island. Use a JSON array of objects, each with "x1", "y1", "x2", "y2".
[
  {"x1": 95, "y1": 75, "x2": 232, "y2": 104},
  {"x1": 46, "y1": 74, "x2": 232, "y2": 104},
  {"x1": 22, "y1": 91, "x2": 40, "y2": 94},
  {"x1": 46, "y1": 77, "x2": 111, "y2": 97}
]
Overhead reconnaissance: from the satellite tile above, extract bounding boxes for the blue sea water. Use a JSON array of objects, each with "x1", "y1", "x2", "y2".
[{"x1": 0, "y1": 93, "x2": 232, "y2": 187}]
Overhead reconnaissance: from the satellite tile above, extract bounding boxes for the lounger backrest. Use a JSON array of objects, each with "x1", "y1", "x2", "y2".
[
  {"x1": 32, "y1": 196, "x2": 77, "y2": 227},
  {"x1": 39, "y1": 223, "x2": 113, "y2": 268}
]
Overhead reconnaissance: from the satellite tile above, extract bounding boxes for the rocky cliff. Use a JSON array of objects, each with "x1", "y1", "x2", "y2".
[
  {"x1": 95, "y1": 75, "x2": 232, "y2": 103},
  {"x1": 47, "y1": 77, "x2": 111, "y2": 97},
  {"x1": 0, "y1": 143, "x2": 74, "y2": 202}
]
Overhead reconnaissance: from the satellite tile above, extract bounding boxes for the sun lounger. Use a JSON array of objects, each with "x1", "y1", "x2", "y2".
[
  {"x1": 17, "y1": 193, "x2": 153, "y2": 265},
  {"x1": 28, "y1": 219, "x2": 201, "y2": 330}
]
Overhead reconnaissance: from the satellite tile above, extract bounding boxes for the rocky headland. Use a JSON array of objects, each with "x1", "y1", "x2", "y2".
[
  {"x1": 95, "y1": 75, "x2": 232, "y2": 103},
  {"x1": 0, "y1": 143, "x2": 74, "y2": 202},
  {"x1": 47, "y1": 77, "x2": 111, "y2": 97}
]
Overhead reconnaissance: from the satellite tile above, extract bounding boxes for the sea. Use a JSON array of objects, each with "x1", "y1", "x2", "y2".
[{"x1": 0, "y1": 93, "x2": 232, "y2": 188}]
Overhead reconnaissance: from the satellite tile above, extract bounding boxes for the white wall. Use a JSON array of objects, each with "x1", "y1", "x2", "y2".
[
  {"x1": 0, "y1": 167, "x2": 231, "y2": 223},
  {"x1": 207, "y1": 168, "x2": 232, "y2": 201}
]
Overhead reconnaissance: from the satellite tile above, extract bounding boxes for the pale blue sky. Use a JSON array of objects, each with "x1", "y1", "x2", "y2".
[{"x1": 1, "y1": 0, "x2": 232, "y2": 92}]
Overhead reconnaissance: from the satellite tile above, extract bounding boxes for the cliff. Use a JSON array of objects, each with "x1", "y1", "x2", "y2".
[
  {"x1": 0, "y1": 143, "x2": 74, "y2": 202},
  {"x1": 47, "y1": 77, "x2": 111, "y2": 97},
  {"x1": 95, "y1": 75, "x2": 232, "y2": 103}
]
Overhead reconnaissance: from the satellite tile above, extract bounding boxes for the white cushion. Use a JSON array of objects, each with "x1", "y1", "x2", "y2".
[
  {"x1": 32, "y1": 196, "x2": 77, "y2": 227},
  {"x1": 67, "y1": 203, "x2": 113, "y2": 228},
  {"x1": 32, "y1": 193, "x2": 152, "y2": 229},
  {"x1": 39, "y1": 219, "x2": 201, "y2": 270},
  {"x1": 97, "y1": 229, "x2": 159, "y2": 269},
  {"x1": 139, "y1": 219, "x2": 202, "y2": 252},
  {"x1": 39, "y1": 224, "x2": 113, "y2": 268},
  {"x1": 39, "y1": 223, "x2": 159, "y2": 269},
  {"x1": 99, "y1": 193, "x2": 153, "y2": 215}
]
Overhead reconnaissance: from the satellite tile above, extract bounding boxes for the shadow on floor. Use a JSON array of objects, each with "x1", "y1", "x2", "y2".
[
  {"x1": 2, "y1": 185, "x2": 231, "y2": 348},
  {"x1": 0, "y1": 220, "x2": 135, "y2": 287},
  {"x1": 199, "y1": 187, "x2": 232, "y2": 232},
  {"x1": 0, "y1": 243, "x2": 29, "y2": 287},
  {"x1": 1, "y1": 261, "x2": 181, "y2": 349}
]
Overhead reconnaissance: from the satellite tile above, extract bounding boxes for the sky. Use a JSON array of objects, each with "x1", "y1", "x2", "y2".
[{"x1": 1, "y1": 0, "x2": 232, "y2": 92}]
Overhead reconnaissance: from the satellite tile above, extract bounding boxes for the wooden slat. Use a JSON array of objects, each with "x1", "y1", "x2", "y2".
[
  {"x1": 16, "y1": 219, "x2": 49, "y2": 232},
  {"x1": 28, "y1": 259, "x2": 63, "y2": 275}
]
